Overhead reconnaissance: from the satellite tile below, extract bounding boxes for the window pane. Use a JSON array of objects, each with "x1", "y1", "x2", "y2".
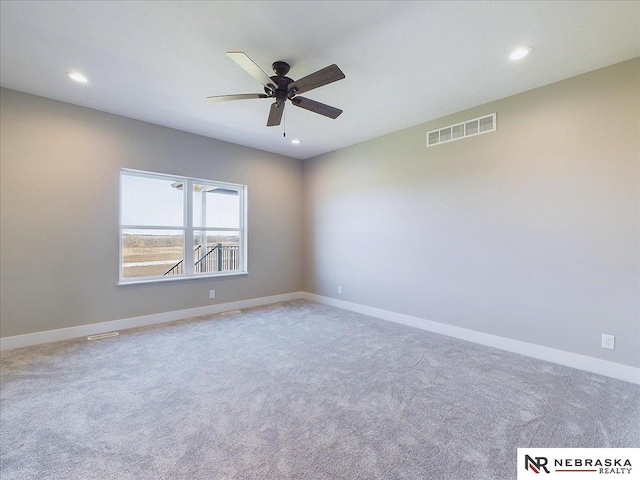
[
  {"x1": 193, "y1": 184, "x2": 240, "y2": 229},
  {"x1": 193, "y1": 231, "x2": 240, "y2": 273},
  {"x1": 121, "y1": 174, "x2": 184, "y2": 227},
  {"x1": 122, "y1": 229, "x2": 184, "y2": 278}
]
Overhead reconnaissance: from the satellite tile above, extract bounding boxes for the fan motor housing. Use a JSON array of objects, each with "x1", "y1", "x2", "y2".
[{"x1": 266, "y1": 61, "x2": 295, "y2": 103}]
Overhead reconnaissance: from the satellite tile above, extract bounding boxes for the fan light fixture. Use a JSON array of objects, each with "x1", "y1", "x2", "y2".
[
  {"x1": 291, "y1": 139, "x2": 301, "y2": 145},
  {"x1": 66, "y1": 71, "x2": 88, "y2": 83},
  {"x1": 509, "y1": 46, "x2": 533, "y2": 61}
]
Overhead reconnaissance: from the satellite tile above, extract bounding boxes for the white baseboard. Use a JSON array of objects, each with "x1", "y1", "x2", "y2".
[
  {"x1": 302, "y1": 293, "x2": 640, "y2": 385},
  {"x1": 0, "y1": 292, "x2": 304, "y2": 351},
  {"x1": 3, "y1": 291, "x2": 638, "y2": 385}
]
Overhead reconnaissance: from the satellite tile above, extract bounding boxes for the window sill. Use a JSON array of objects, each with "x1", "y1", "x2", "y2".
[{"x1": 118, "y1": 271, "x2": 248, "y2": 286}]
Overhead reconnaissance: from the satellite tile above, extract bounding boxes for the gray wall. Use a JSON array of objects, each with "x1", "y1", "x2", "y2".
[
  {"x1": 303, "y1": 58, "x2": 640, "y2": 368},
  {"x1": 0, "y1": 88, "x2": 303, "y2": 337},
  {"x1": 3, "y1": 59, "x2": 639, "y2": 369}
]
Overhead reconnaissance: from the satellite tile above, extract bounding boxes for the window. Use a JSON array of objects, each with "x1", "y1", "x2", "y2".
[{"x1": 119, "y1": 169, "x2": 247, "y2": 284}]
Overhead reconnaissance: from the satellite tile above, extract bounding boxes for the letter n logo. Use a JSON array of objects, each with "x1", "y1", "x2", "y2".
[{"x1": 524, "y1": 455, "x2": 550, "y2": 474}]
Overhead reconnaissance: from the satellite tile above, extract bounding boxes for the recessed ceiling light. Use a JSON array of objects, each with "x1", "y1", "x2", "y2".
[
  {"x1": 66, "y1": 71, "x2": 88, "y2": 83},
  {"x1": 509, "y1": 46, "x2": 533, "y2": 61},
  {"x1": 291, "y1": 139, "x2": 301, "y2": 145}
]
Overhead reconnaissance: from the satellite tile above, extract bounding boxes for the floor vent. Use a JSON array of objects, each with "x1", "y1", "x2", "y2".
[
  {"x1": 220, "y1": 310, "x2": 242, "y2": 316},
  {"x1": 87, "y1": 332, "x2": 119, "y2": 340},
  {"x1": 426, "y1": 113, "x2": 496, "y2": 147}
]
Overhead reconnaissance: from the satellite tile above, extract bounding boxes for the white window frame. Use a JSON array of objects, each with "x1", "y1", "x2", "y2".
[{"x1": 119, "y1": 168, "x2": 248, "y2": 285}]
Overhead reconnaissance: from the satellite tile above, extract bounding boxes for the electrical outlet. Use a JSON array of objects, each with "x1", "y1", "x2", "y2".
[
  {"x1": 601, "y1": 334, "x2": 615, "y2": 350},
  {"x1": 337, "y1": 286, "x2": 342, "y2": 294},
  {"x1": 209, "y1": 290, "x2": 216, "y2": 299}
]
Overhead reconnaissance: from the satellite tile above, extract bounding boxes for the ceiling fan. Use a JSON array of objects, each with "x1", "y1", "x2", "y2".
[{"x1": 207, "y1": 52, "x2": 345, "y2": 127}]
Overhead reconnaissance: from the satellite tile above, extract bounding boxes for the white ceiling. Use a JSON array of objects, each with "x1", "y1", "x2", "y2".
[{"x1": 1, "y1": 1, "x2": 638, "y2": 160}]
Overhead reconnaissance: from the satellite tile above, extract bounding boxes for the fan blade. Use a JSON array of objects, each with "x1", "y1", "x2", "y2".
[
  {"x1": 267, "y1": 102, "x2": 284, "y2": 127},
  {"x1": 227, "y1": 52, "x2": 276, "y2": 91},
  {"x1": 287, "y1": 64, "x2": 345, "y2": 95},
  {"x1": 207, "y1": 93, "x2": 268, "y2": 102},
  {"x1": 291, "y1": 97, "x2": 343, "y2": 119}
]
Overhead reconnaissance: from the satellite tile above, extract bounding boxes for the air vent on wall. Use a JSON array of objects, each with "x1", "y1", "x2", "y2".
[{"x1": 426, "y1": 113, "x2": 496, "y2": 147}]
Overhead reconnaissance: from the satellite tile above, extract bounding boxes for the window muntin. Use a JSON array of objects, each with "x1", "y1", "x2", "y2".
[{"x1": 119, "y1": 170, "x2": 246, "y2": 284}]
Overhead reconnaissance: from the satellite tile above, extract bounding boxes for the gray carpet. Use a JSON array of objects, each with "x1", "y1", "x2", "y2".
[{"x1": 1, "y1": 300, "x2": 638, "y2": 479}]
